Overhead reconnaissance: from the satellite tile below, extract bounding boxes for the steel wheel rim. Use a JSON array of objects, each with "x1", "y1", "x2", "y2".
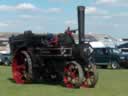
[
  {"x1": 63, "y1": 62, "x2": 83, "y2": 88},
  {"x1": 12, "y1": 50, "x2": 32, "y2": 84},
  {"x1": 82, "y1": 64, "x2": 97, "y2": 88}
]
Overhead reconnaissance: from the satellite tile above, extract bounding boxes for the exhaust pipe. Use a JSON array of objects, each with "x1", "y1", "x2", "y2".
[{"x1": 77, "y1": 6, "x2": 85, "y2": 44}]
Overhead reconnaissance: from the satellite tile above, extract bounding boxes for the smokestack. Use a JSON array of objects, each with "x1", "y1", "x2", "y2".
[{"x1": 77, "y1": 6, "x2": 85, "y2": 44}]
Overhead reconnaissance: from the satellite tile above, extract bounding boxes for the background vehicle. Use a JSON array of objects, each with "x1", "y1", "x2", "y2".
[
  {"x1": 0, "y1": 53, "x2": 11, "y2": 65},
  {"x1": 93, "y1": 47, "x2": 121, "y2": 69},
  {"x1": 9, "y1": 6, "x2": 98, "y2": 88},
  {"x1": 117, "y1": 43, "x2": 128, "y2": 68},
  {"x1": 0, "y1": 37, "x2": 11, "y2": 65},
  {"x1": 119, "y1": 49, "x2": 128, "y2": 68}
]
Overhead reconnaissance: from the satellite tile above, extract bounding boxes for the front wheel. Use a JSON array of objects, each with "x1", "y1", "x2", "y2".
[
  {"x1": 63, "y1": 61, "x2": 98, "y2": 88},
  {"x1": 4, "y1": 59, "x2": 10, "y2": 66},
  {"x1": 63, "y1": 61, "x2": 84, "y2": 88},
  {"x1": 111, "y1": 61, "x2": 120, "y2": 69},
  {"x1": 82, "y1": 64, "x2": 98, "y2": 88}
]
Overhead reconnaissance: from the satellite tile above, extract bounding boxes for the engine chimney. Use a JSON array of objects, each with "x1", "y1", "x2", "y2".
[{"x1": 77, "y1": 6, "x2": 85, "y2": 44}]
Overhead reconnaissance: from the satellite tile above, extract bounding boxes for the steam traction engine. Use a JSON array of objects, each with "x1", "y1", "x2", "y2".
[{"x1": 9, "y1": 6, "x2": 98, "y2": 88}]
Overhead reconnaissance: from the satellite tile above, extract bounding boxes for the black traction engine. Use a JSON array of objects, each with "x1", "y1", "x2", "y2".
[{"x1": 9, "y1": 6, "x2": 98, "y2": 88}]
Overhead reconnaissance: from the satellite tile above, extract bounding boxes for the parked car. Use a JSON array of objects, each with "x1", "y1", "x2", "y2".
[
  {"x1": 93, "y1": 47, "x2": 121, "y2": 69},
  {"x1": 0, "y1": 53, "x2": 11, "y2": 65},
  {"x1": 0, "y1": 38, "x2": 11, "y2": 65},
  {"x1": 119, "y1": 50, "x2": 128, "y2": 68}
]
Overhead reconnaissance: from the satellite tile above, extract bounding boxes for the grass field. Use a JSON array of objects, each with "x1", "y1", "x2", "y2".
[{"x1": 0, "y1": 66, "x2": 128, "y2": 96}]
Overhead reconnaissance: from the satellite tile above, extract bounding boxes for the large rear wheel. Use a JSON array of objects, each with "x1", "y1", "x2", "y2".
[{"x1": 12, "y1": 50, "x2": 32, "y2": 84}]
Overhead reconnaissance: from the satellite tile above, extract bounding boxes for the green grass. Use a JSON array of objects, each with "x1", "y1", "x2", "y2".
[{"x1": 0, "y1": 66, "x2": 128, "y2": 96}]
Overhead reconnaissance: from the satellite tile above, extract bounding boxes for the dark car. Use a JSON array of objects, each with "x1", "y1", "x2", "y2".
[
  {"x1": 119, "y1": 51, "x2": 128, "y2": 68},
  {"x1": 117, "y1": 43, "x2": 128, "y2": 68},
  {"x1": 0, "y1": 53, "x2": 11, "y2": 65},
  {"x1": 93, "y1": 47, "x2": 121, "y2": 69}
]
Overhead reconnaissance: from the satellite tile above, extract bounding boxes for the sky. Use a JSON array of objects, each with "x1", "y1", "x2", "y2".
[{"x1": 0, "y1": 0, "x2": 128, "y2": 38}]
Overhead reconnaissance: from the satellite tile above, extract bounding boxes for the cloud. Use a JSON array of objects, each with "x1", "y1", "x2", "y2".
[
  {"x1": 35, "y1": 26, "x2": 44, "y2": 31},
  {"x1": 118, "y1": 13, "x2": 128, "y2": 16},
  {"x1": 0, "y1": 5, "x2": 13, "y2": 11},
  {"x1": 86, "y1": 6, "x2": 108, "y2": 15},
  {"x1": 16, "y1": 3, "x2": 37, "y2": 10},
  {"x1": 45, "y1": 8, "x2": 62, "y2": 13},
  {"x1": 113, "y1": 23, "x2": 119, "y2": 27},
  {"x1": 114, "y1": 0, "x2": 128, "y2": 7},
  {"x1": 103, "y1": 12, "x2": 128, "y2": 18},
  {"x1": 0, "y1": 3, "x2": 62, "y2": 14},
  {"x1": 0, "y1": 3, "x2": 38, "y2": 11},
  {"x1": 0, "y1": 22, "x2": 8, "y2": 27},
  {"x1": 96, "y1": 0, "x2": 128, "y2": 7},
  {"x1": 65, "y1": 20, "x2": 77, "y2": 26},
  {"x1": 96, "y1": 0, "x2": 117, "y2": 4},
  {"x1": 48, "y1": 0, "x2": 69, "y2": 2},
  {"x1": 19, "y1": 14, "x2": 34, "y2": 19},
  {"x1": 91, "y1": 15, "x2": 112, "y2": 20},
  {"x1": 103, "y1": 15, "x2": 112, "y2": 19},
  {"x1": 86, "y1": 7, "x2": 97, "y2": 14}
]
